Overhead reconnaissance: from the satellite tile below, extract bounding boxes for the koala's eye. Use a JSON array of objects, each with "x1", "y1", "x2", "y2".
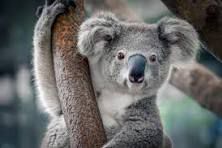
[
  {"x1": 104, "y1": 34, "x2": 113, "y2": 42},
  {"x1": 149, "y1": 54, "x2": 157, "y2": 63},
  {"x1": 117, "y1": 51, "x2": 125, "y2": 60}
]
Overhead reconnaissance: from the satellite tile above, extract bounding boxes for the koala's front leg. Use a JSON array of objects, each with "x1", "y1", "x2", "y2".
[
  {"x1": 41, "y1": 116, "x2": 70, "y2": 148},
  {"x1": 103, "y1": 97, "x2": 168, "y2": 148},
  {"x1": 33, "y1": 0, "x2": 76, "y2": 116}
]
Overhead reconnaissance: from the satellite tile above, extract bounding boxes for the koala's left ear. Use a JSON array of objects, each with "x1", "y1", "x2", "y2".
[
  {"x1": 157, "y1": 17, "x2": 200, "y2": 63},
  {"x1": 78, "y1": 12, "x2": 121, "y2": 59}
]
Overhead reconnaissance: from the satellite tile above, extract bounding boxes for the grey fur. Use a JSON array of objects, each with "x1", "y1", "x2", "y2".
[
  {"x1": 41, "y1": 116, "x2": 70, "y2": 148},
  {"x1": 33, "y1": 0, "x2": 65, "y2": 117},
  {"x1": 33, "y1": 1, "x2": 199, "y2": 147}
]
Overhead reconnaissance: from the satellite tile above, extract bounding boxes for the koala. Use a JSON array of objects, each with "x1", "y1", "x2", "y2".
[{"x1": 33, "y1": 0, "x2": 199, "y2": 148}]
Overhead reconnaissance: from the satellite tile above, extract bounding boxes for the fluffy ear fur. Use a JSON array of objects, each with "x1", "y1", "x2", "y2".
[
  {"x1": 157, "y1": 17, "x2": 200, "y2": 63},
  {"x1": 77, "y1": 12, "x2": 121, "y2": 58}
]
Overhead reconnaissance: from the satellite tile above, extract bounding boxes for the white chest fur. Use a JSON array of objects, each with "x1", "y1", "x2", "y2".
[
  {"x1": 97, "y1": 89, "x2": 139, "y2": 128},
  {"x1": 89, "y1": 59, "x2": 144, "y2": 128}
]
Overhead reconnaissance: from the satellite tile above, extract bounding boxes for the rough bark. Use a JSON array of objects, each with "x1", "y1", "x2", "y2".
[
  {"x1": 52, "y1": 0, "x2": 106, "y2": 147},
  {"x1": 169, "y1": 63, "x2": 222, "y2": 117},
  {"x1": 161, "y1": 0, "x2": 222, "y2": 60}
]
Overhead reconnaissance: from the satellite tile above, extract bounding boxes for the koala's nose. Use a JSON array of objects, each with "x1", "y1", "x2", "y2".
[{"x1": 128, "y1": 54, "x2": 146, "y2": 83}]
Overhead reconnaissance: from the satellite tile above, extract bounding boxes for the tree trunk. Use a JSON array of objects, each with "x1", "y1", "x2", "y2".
[
  {"x1": 161, "y1": 0, "x2": 222, "y2": 61},
  {"x1": 52, "y1": 0, "x2": 107, "y2": 147}
]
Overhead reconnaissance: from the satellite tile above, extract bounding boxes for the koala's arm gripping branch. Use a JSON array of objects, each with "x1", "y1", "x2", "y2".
[
  {"x1": 51, "y1": 0, "x2": 106, "y2": 147},
  {"x1": 160, "y1": 0, "x2": 222, "y2": 61}
]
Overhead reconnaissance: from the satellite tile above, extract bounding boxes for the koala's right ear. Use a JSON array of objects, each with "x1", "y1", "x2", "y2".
[
  {"x1": 157, "y1": 17, "x2": 200, "y2": 63},
  {"x1": 77, "y1": 12, "x2": 120, "y2": 58}
]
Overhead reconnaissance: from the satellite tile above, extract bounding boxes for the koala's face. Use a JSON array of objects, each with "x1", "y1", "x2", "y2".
[
  {"x1": 97, "y1": 25, "x2": 171, "y2": 94},
  {"x1": 78, "y1": 13, "x2": 199, "y2": 95}
]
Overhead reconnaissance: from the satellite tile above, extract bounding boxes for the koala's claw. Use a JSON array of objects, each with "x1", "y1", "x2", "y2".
[
  {"x1": 50, "y1": 2, "x2": 66, "y2": 15},
  {"x1": 36, "y1": 0, "x2": 75, "y2": 18},
  {"x1": 46, "y1": 0, "x2": 76, "y2": 8},
  {"x1": 36, "y1": 6, "x2": 43, "y2": 18},
  {"x1": 42, "y1": 1, "x2": 66, "y2": 20}
]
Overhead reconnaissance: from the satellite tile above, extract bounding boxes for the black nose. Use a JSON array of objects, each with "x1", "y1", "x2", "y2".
[{"x1": 128, "y1": 54, "x2": 146, "y2": 83}]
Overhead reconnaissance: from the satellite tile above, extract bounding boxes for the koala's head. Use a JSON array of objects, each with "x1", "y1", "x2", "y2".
[{"x1": 78, "y1": 12, "x2": 199, "y2": 95}]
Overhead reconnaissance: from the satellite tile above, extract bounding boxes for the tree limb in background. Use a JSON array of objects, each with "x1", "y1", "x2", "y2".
[
  {"x1": 85, "y1": 0, "x2": 141, "y2": 21},
  {"x1": 52, "y1": 0, "x2": 106, "y2": 147},
  {"x1": 169, "y1": 63, "x2": 222, "y2": 117},
  {"x1": 161, "y1": 0, "x2": 222, "y2": 60},
  {"x1": 160, "y1": 0, "x2": 222, "y2": 116}
]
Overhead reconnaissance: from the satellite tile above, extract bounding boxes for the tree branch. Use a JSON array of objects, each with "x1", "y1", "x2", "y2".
[
  {"x1": 85, "y1": 0, "x2": 141, "y2": 21},
  {"x1": 161, "y1": 0, "x2": 222, "y2": 60},
  {"x1": 161, "y1": 0, "x2": 222, "y2": 116},
  {"x1": 52, "y1": 0, "x2": 106, "y2": 147},
  {"x1": 169, "y1": 63, "x2": 222, "y2": 117}
]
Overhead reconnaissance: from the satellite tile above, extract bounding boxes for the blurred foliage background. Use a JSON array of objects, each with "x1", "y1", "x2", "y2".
[{"x1": 0, "y1": 0, "x2": 221, "y2": 148}]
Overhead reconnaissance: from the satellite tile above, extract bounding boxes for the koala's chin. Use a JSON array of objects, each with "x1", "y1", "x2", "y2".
[{"x1": 127, "y1": 80, "x2": 146, "y2": 93}]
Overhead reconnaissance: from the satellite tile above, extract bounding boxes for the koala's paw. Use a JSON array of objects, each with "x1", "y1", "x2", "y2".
[
  {"x1": 34, "y1": 1, "x2": 67, "y2": 42},
  {"x1": 36, "y1": 0, "x2": 76, "y2": 18},
  {"x1": 40, "y1": 0, "x2": 66, "y2": 22}
]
